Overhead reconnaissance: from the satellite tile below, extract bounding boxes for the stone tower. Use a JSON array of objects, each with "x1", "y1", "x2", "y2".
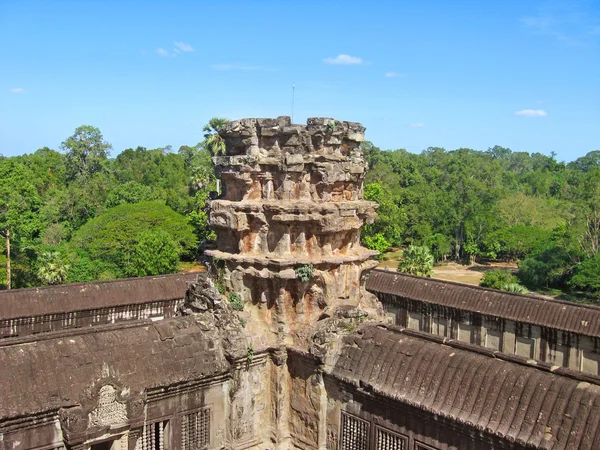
[{"x1": 206, "y1": 117, "x2": 379, "y2": 348}]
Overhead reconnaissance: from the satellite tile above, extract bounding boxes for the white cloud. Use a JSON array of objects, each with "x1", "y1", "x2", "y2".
[
  {"x1": 408, "y1": 123, "x2": 425, "y2": 128},
  {"x1": 385, "y1": 72, "x2": 404, "y2": 78},
  {"x1": 515, "y1": 109, "x2": 548, "y2": 117},
  {"x1": 174, "y1": 41, "x2": 194, "y2": 52},
  {"x1": 156, "y1": 47, "x2": 170, "y2": 57},
  {"x1": 9, "y1": 87, "x2": 25, "y2": 94},
  {"x1": 323, "y1": 54, "x2": 363, "y2": 65}
]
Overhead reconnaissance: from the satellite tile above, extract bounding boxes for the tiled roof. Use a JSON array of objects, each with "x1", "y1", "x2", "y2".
[
  {"x1": 0, "y1": 316, "x2": 228, "y2": 420},
  {"x1": 366, "y1": 270, "x2": 600, "y2": 337},
  {"x1": 0, "y1": 273, "x2": 198, "y2": 320},
  {"x1": 332, "y1": 324, "x2": 600, "y2": 450}
]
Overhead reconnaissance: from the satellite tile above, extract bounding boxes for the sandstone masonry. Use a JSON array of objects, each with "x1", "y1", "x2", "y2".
[{"x1": 206, "y1": 117, "x2": 381, "y2": 350}]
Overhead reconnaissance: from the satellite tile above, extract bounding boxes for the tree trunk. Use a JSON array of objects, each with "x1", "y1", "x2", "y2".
[{"x1": 5, "y1": 229, "x2": 10, "y2": 290}]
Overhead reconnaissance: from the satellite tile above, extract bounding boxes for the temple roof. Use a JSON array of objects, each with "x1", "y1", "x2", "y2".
[
  {"x1": 0, "y1": 315, "x2": 229, "y2": 421},
  {"x1": 367, "y1": 269, "x2": 600, "y2": 337},
  {"x1": 332, "y1": 324, "x2": 600, "y2": 450},
  {"x1": 0, "y1": 272, "x2": 198, "y2": 320}
]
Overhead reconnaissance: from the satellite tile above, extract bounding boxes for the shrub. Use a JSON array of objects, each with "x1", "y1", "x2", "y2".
[
  {"x1": 295, "y1": 264, "x2": 314, "y2": 282},
  {"x1": 362, "y1": 233, "x2": 391, "y2": 259},
  {"x1": 228, "y1": 292, "x2": 244, "y2": 311},
  {"x1": 480, "y1": 269, "x2": 518, "y2": 290},
  {"x1": 501, "y1": 282, "x2": 529, "y2": 294},
  {"x1": 398, "y1": 245, "x2": 434, "y2": 277}
]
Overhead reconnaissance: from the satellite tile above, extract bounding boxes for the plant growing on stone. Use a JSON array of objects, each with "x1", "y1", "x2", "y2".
[
  {"x1": 295, "y1": 264, "x2": 314, "y2": 282},
  {"x1": 247, "y1": 344, "x2": 254, "y2": 362},
  {"x1": 228, "y1": 292, "x2": 244, "y2": 311},
  {"x1": 239, "y1": 317, "x2": 247, "y2": 328}
]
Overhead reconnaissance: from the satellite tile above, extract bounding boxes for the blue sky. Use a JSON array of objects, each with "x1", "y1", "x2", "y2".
[{"x1": 1, "y1": 0, "x2": 599, "y2": 161}]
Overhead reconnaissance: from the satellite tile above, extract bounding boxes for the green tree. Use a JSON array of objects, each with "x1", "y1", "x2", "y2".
[
  {"x1": 61, "y1": 125, "x2": 111, "y2": 181},
  {"x1": 105, "y1": 182, "x2": 154, "y2": 208},
  {"x1": 37, "y1": 251, "x2": 69, "y2": 285},
  {"x1": 71, "y1": 201, "x2": 197, "y2": 273},
  {"x1": 568, "y1": 253, "x2": 600, "y2": 293},
  {"x1": 398, "y1": 245, "x2": 434, "y2": 277},
  {"x1": 124, "y1": 229, "x2": 180, "y2": 277},
  {"x1": 480, "y1": 269, "x2": 519, "y2": 290},
  {"x1": 202, "y1": 118, "x2": 228, "y2": 156},
  {"x1": 362, "y1": 233, "x2": 391, "y2": 258},
  {"x1": 518, "y1": 242, "x2": 579, "y2": 288}
]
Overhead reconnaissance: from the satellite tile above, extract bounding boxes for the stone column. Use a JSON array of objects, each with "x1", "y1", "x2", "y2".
[{"x1": 206, "y1": 117, "x2": 378, "y2": 349}]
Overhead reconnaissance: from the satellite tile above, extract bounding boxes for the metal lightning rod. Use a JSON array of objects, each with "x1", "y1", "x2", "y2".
[{"x1": 291, "y1": 83, "x2": 295, "y2": 123}]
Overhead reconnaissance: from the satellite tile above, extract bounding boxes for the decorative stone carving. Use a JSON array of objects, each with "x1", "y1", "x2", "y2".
[{"x1": 88, "y1": 385, "x2": 127, "y2": 428}]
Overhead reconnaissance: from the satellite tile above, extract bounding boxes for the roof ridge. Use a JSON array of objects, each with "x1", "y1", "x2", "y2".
[{"x1": 369, "y1": 269, "x2": 600, "y2": 312}]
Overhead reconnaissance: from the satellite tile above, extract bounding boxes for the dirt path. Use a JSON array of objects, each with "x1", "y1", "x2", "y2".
[{"x1": 377, "y1": 260, "x2": 518, "y2": 286}]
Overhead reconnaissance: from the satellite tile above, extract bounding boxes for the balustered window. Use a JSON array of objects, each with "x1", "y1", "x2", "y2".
[
  {"x1": 181, "y1": 408, "x2": 210, "y2": 450},
  {"x1": 375, "y1": 426, "x2": 407, "y2": 450},
  {"x1": 141, "y1": 421, "x2": 169, "y2": 450},
  {"x1": 340, "y1": 412, "x2": 370, "y2": 450}
]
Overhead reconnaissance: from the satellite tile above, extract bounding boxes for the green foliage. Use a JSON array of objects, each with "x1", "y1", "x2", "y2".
[
  {"x1": 247, "y1": 344, "x2": 255, "y2": 362},
  {"x1": 105, "y1": 182, "x2": 154, "y2": 208},
  {"x1": 229, "y1": 292, "x2": 244, "y2": 311},
  {"x1": 363, "y1": 182, "x2": 405, "y2": 246},
  {"x1": 398, "y1": 245, "x2": 434, "y2": 277},
  {"x1": 568, "y1": 253, "x2": 600, "y2": 293},
  {"x1": 202, "y1": 118, "x2": 228, "y2": 156},
  {"x1": 489, "y1": 226, "x2": 551, "y2": 261},
  {"x1": 37, "y1": 251, "x2": 69, "y2": 285},
  {"x1": 239, "y1": 317, "x2": 247, "y2": 328},
  {"x1": 518, "y1": 243, "x2": 578, "y2": 288},
  {"x1": 61, "y1": 125, "x2": 111, "y2": 181},
  {"x1": 362, "y1": 233, "x2": 390, "y2": 259},
  {"x1": 501, "y1": 283, "x2": 529, "y2": 294},
  {"x1": 480, "y1": 269, "x2": 519, "y2": 290},
  {"x1": 295, "y1": 264, "x2": 314, "y2": 282},
  {"x1": 65, "y1": 248, "x2": 121, "y2": 283},
  {"x1": 425, "y1": 233, "x2": 452, "y2": 262},
  {"x1": 72, "y1": 201, "x2": 197, "y2": 275},
  {"x1": 124, "y1": 230, "x2": 180, "y2": 277}
]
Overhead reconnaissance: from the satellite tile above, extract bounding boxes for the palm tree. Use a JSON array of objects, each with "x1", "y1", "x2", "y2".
[
  {"x1": 37, "y1": 251, "x2": 69, "y2": 285},
  {"x1": 398, "y1": 245, "x2": 434, "y2": 277},
  {"x1": 202, "y1": 118, "x2": 228, "y2": 157}
]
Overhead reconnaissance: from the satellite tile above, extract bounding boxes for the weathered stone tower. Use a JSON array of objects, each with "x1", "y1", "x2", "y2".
[{"x1": 206, "y1": 117, "x2": 379, "y2": 348}]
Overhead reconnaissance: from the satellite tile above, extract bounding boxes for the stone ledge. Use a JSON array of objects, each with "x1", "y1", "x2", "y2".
[
  {"x1": 205, "y1": 249, "x2": 378, "y2": 268},
  {"x1": 210, "y1": 199, "x2": 378, "y2": 214}
]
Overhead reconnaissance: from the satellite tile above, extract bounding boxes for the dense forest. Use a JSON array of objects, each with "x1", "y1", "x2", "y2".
[
  {"x1": 1, "y1": 124, "x2": 599, "y2": 300},
  {"x1": 0, "y1": 122, "x2": 221, "y2": 289},
  {"x1": 361, "y1": 143, "x2": 600, "y2": 298}
]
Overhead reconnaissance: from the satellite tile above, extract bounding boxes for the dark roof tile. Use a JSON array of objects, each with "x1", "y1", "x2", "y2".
[
  {"x1": 367, "y1": 270, "x2": 600, "y2": 337},
  {"x1": 0, "y1": 273, "x2": 199, "y2": 320},
  {"x1": 331, "y1": 325, "x2": 600, "y2": 448},
  {"x1": 0, "y1": 316, "x2": 229, "y2": 421}
]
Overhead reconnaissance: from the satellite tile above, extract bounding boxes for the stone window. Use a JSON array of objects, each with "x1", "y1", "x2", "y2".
[
  {"x1": 141, "y1": 420, "x2": 170, "y2": 450},
  {"x1": 181, "y1": 408, "x2": 210, "y2": 450},
  {"x1": 515, "y1": 336, "x2": 535, "y2": 359},
  {"x1": 407, "y1": 312, "x2": 423, "y2": 332},
  {"x1": 486, "y1": 329, "x2": 502, "y2": 351},
  {"x1": 375, "y1": 426, "x2": 407, "y2": 449},
  {"x1": 458, "y1": 323, "x2": 473, "y2": 344},
  {"x1": 581, "y1": 350, "x2": 600, "y2": 376},
  {"x1": 340, "y1": 411, "x2": 370, "y2": 450},
  {"x1": 432, "y1": 317, "x2": 448, "y2": 338}
]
